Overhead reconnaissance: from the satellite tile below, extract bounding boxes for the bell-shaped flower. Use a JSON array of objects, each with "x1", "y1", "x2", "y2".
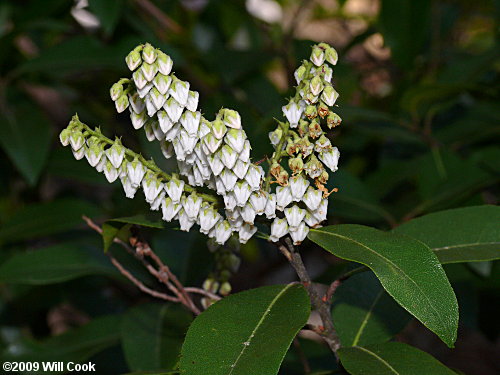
[
  {"x1": 159, "y1": 141, "x2": 173, "y2": 160},
  {"x1": 211, "y1": 118, "x2": 227, "y2": 140},
  {"x1": 152, "y1": 121, "x2": 165, "y2": 141},
  {"x1": 104, "y1": 161, "x2": 119, "y2": 183},
  {"x1": 269, "y1": 218, "x2": 288, "y2": 242},
  {"x1": 319, "y1": 147, "x2": 340, "y2": 172},
  {"x1": 70, "y1": 130, "x2": 85, "y2": 151},
  {"x1": 223, "y1": 192, "x2": 237, "y2": 211},
  {"x1": 233, "y1": 181, "x2": 252, "y2": 207},
  {"x1": 249, "y1": 192, "x2": 267, "y2": 214},
  {"x1": 321, "y1": 84, "x2": 338, "y2": 106},
  {"x1": 162, "y1": 197, "x2": 181, "y2": 221},
  {"x1": 207, "y1": 153, "x2": 224, "y2": 176},
  {"x1": 144, "y1": 122, "x2": 156, "y2": 142},
  {"x1": 220, "y1": 144, "x2": 238, "y2": 170},
  {"x1": 129, "y1": 93, "x2": 145, "y2": 114},
  {"x1": 304, "y1": 210, "x2": 321, "y2": 227},
  {"x1": 294, "y1": 65, "x2": 306, "y2": 84},
  {"x1": 241, "y1": 203, "x2": 256, "y2": 224},
  {"x1": 227, "y1": 209, "x2": 243, "y2": 229},
  {"x1": 239, "y1": 224, "x2": 257, "y2": 244},
  {"x1": 164, "y1": 122, "x2": 180, "y2": 142},
  {"x1": 120, "y1": 176, "x2": 138, "y2": 198},
  {"x1": 145, "y1": 95, "x2": 158, "y2": 117},
  {"x1": 245, "y1": 164, "x2": 263, "y2": 191},
  {"x1": 233, "y1": 159, "x2": 250, "y2": 179},
  {"x1": 311, "y1": 199, "x2": 328, "y2": 223},
  {"x1": 150, "y1": 191, "x2": 165, "y2": 211},
  {"x1": 157, "y1": 111, "x2": 173, "y2": 133},
  {"x1": 220, "y1": 169, "x2": 238, "y2": 191},
  {"x1": 268, "y1": 127, "x2": 282, "y2": 146},
  {"x1": 302, "y1": 187, "x2": 322, "y2": 211},
  {"x1": 179, "y1": 130, "x2": 197, "y2": 154},
  {"x1": 127, "y1": 157, "x2": 146, "y2": 187},
  {"x1": 239, "y1": 140, "x2": 251, "y2": 162},
  {"x1": 178, "y1": 209, "x2": 195, "y2": 232},
  {"x1": 141, "y1": 62, "x2": 158, "y2": 82},
  {"x1": 95, "y1": 156, "x2": 107, "y2": 173},
  {"x1": 163, "y1": 97, "x2": 183, "y2": 122},
  {"x1": 173, "y1": 138, "x2": 186, "y2": 161},
  {"x1": 324, "y1": 65, "x2": 333, "y2": 83},
  {"x1": 153, "y1": 73, "x2": 171, "y2": 95},
  {"x1": 310, "y1": 45, "x2": 325, "y2": 66},
  {"x1": 215, "y1": 220, "x2": 232, "y2": 245},
  {"x1": 59, "y1": 128, "x2": 71, "y2": 146},
  {"x1": 85, "y1": 143, "x2": 103, "y2": 167},
  {"x1": 289, "y1": 221, "x2": 309, "y2": 245},
  {"x1": 199, "y1": 206, "x2": 221, "y2": 234},
  {"x1": 138, "y1": 83, "x2": 153, "y2": 99},
  {"x1": 276, "y1": 185, "x2": 292, "y2": 211},
  {"x1": 282, "y1": 100, "x2": 303, "y2": 128},
  {"x1": 72, "y1": 147, "x2": 85, "y2": 160},
  {"x1": 133, "y1": 69, "x2": 148, "y2": 89},
  {"x1": 142, "y1": 172, "x2": 164, "y2": 203},
  {"x1": 186, "y1": 90, "x2": 199, "y2": 112},
  {"x1": 222, "y1": 109, "x2": 241, "y2": 129},
  {"x1": 265, "y1": 193, "x2": 277, "y2": 219},
  {"x1": 289, "y1": 174, "x2": 310, "y2": 201},
  {"x1": 310, "y1": 75, "x2": 324, "y2": 96},
  {"x1": 182, "y1": 193, "x2": 202, "y2": 220},
  {"x1": 131, "y1": 111, "x2": 147, "y2": 130},
  {"x1": 109, "y1": 82, "x2": 123, "y2": 101},
  {"x1": 180, "y1": 110, "x2": 201, "y2": 136},
  {"x1": 198, "y1": 119, "x2": 211, "y2": 139},
  {"x1": 168, "y1": 78, "x2": 190, "y2": 106},
  {"x1": 215, "y1": 177, "x2": 226, "y2": 195},
  {"x1": 325, "y1": 46, "x2": 338, "y2": 65},
  {"x1": 156, "y1": 50, "x2": 173, "y2": 75},
  {"x1": 141, "y1": 43, "x2": 157, "y2": 64},
  {"x1": 149, "y1": 87, "x2": 166, "y2": 110},
  {"x1": 284, "y1": 205, "x2": 306, "y2": 230},
  {"x1": 106, "y1": 139, "x2": 125, "y2": 169},
  {"x1": 165, "y1": 175, "x2": 184, "y2": 203},
  {"x1": 203, "y1": 133, "x2": 223, "y2": 154},
  {"x1": 125, "y1": 48, "x2": 142, "y2": 71},
  {"x1": 224, "y1": 129, "x2": 246, "y2": 153}
]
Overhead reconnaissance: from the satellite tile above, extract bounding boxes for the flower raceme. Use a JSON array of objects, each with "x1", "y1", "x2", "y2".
[{"x1": 60, "y1": 42, "x2": 342, "y2": 246}]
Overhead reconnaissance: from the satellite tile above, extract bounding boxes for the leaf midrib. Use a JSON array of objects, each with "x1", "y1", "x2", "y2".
[
  {"x1": 351, "y1": 289, "x2": 384, "y2": 346},
  {"x1": 433, "y1": 241, "x2": 500, "y2": 251},
  {"x1": 311, "y1": 229, "x2": 445, "y2": 330},
  {"x1": 354, "y1": 346, "x2": 399, "y2": 374},
  {"x1": 227, "y1": 284, "x2": 295, "y2": 374}
]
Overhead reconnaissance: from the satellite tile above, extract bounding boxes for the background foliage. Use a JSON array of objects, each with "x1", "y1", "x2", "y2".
[{"x1": 0, "y1": 0, "x2": 498, "y2": 374}]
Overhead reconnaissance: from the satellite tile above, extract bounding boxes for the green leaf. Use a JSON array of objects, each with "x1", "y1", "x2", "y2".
[
  {"x1": 180, "y1": 284, "x2": 310, "y2": 375},
  {"x1": 110, "y1": 214, "x2": 165, "y2": 229},
  {"x1": 0, "y1": 244, "x2": 117, "y2": 284},
  {"x1": 88, "y1": 0, "x2": 123, "y2": 35},
  {"x1": 332, "y1": 272, "x2": 411, "y2": 347},
  {"x1": 1, "y1": 315, "x2": 121, "y2": 363},
  {"x1": 309, "y1": 225, "x2": 458, "y2": 347},
  {"x1": 121, "y1": 303, "x2": 192, "y2": 372},
  {"x1": 394, "y1": 205, "x2": 500, "y2": 264},
  {"x1": 0, "y1": 198, "x2": 101, "y2": 245},
  {"x1": 102, "y1": 222, "x2": 132, "y2": 253},
  {"x1": 338, "y1": 342, "x2": 456, "y2": 375},
  {"x1": 0, "y1": 103, "x2": 52, "y2": 185}
]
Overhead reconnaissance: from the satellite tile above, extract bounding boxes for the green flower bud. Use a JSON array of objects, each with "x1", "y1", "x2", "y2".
[
  {"x1": 211, "y1": 118, "x2": 227, "y2": 139},
  {"x1": 310, "y1": 45, "x2": 325, "y2": 66},
  {"x1": 109, "y1": 82, "x2": 123, "y2": 101},
  {"x1": 325, "y1": 46, "x2": 338, "y2": 65},
  {"x1": 115, "y1": 94, "x2": 129, "y2": 113},
  {"x1": 305, "y1": 105, "x2": 318, "y2": 119},
  {"x1": 219, "y1": 281, "x2": 232, "y2": 296},
  {"x1": 125, "y1": 47, "x2": 142, "y2": 71},
  {"x1": 268, "y1": 127, "x2": 283, "y2": 146},
  {"x1": 294, "y1": 65, "x2": 307, "y2": 84},
  {"x1": 298, "y1": 119, "x2": 309, "y2": 137},
  {"x1": 310, "y1": 75, "x2": 324, "y2": 96},
  {"x1": 59, "y1": 128, "x2": 71, "y2": 146},
  {"x1": 142, "y1": 43, "x2": 157, "y2": 64}
]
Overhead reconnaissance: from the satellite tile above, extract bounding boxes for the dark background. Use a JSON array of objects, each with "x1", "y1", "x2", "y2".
[{"x1": 0, "y1": 0, "x2": 498, "y2": 374}]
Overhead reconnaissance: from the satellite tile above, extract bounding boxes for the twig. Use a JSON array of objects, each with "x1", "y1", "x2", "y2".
[
  {"x1": 324, "y1": 266, "x2": 368, "y2": 303},
  {"x1": 135, "y1": 0, "x2": 182, "y2": 34},
  {"x1": 184, "y1": 287, "x2": 221, "y2": 301}
]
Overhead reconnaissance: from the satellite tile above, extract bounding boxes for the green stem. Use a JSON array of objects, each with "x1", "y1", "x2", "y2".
[{"x1": 73, "y1": 116, "x2": 218, "y2": 204}]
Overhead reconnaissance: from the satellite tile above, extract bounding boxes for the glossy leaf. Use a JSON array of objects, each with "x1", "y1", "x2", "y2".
[
  {"x1": 0, "y1": 244, "x2": 117, "y2": 284},
  {"x1": 394, "y1": 205, "x2": 500, "y2": 263},
  {"x1": 121, "y1": 304, "x2": 192, "y2": 372},
  {"x1": 332, "y1": 272, "x2": 411, "y2": 347},
  {"x1": 339, "y1": 342, "x2": 456, "y2": 375},
  {"x1": 180, "y1": 284, "x2": 310, "y2": 375},
  {"x1": 309, "y1": 225, "x2": 458, "y2": 347}
]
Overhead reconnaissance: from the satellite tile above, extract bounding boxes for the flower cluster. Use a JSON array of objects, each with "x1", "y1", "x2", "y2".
[
  {"x1": 60, "y1": 42, "x2": 342, "y2": 247},
  {"x1": 266, "y1": 43, "x2": 341, "y2": 244}
]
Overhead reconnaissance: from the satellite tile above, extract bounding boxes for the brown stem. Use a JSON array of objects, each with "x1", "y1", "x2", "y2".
[
  {"x1": 293, "y1": 338, "x2": 311, "y2": 374},
  {"x1": 278, "y1": 239, "x2": 341, "y2": 355}
]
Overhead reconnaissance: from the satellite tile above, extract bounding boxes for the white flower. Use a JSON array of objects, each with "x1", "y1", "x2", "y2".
[
  {"x1": 179, "y1": 130, "x2": 198, "y2": 154},
  {"x1": 309, "y1": 76, "x2": 324, "y2": 97},
  {"x1": 284, "y1": 205, "x2": 306, "y2": 229},
  {"x1": 70, "y1": 130, "x2": 85, "y2": 151},
  {"x1": 138, "y1": 83, "x2": 153, "y2": 98},
  {"x1": 153, "y1": 73, "x2": 172, "y2": 95},
  {"x1": 129, "y1": 93, "x2": 145, "y2": 114},
  {"x1": 141, "y1": 62, "x2": 158, "y2": 82},
  {"x1": 224, "y1": 129, "x2": 246, "y2": 153},
  {"x1": 169, "y1": 78, "x2": 190, "y2": 106},
  {"x1": 165, "y1": 176, "x2": 185, "y2": 203},
  {"x1": 310, "y1": 45, "x2": 325, "y2": 66},
  {"x1": 215, "y1": 177, "x2": 226, "y2": 195},
  {"x1": 310, "y1": 199, "x2": 328, "y2": 223},
  {"x1": 59, "y1": 128, "x2": 71, "y2": 146},
  {"x1": 164, "y1": 123, "x2": 181, "y2": 142},
  {"x1": 163, "y1": 97, "x2": 183, "y2": 122},
  {"x1": 223, "y1": 109, "x2": 241, "y2": 129},
  {"x1": 125, "y1": 49, "x2": 141, "y2": 71},
  {"x1": 223, "y1": 192, "x2": 237, "y2": 210},
  {"x1": 203, "y1": 133, "x2": 223, "y2": 154},
  {"x1": 319, "y1": 147, "x2": 340, "y2": 172},
  {"x1": 121, "y1": 176, "x2": 138, "y2": 198},
  {"x1": 144, "y1": 122, "x2": 156, "y2": 142},
  {"x1": 233, "y1": 160, "x2": 250, "y2": 179},
  {"x1": 104, "y1": 161, "x2": 119, "y2": 183},
  {"x1": 249, "y1": 192, "x2": 267, "y2": 214},
  {"x1": 95, "y1": 156, "x2": 106, "y2": 172},
  {"x1": 227, "y1": 209, "x2": 243, "y2": 229},
  {"x1": 302, "y1": 187, "x2": 322, "y2": 211},
  {"x1": 199, "y1": 206, "x2": 221, "y2": 234},
  {"x1": 324, "y1": 66, "x2": 333, "y2": 82},
  {"x1": 182, "y1": 193, "x2": 202, "y2": 220},
  {"x1": 198, "y1": 119, "x2": 211, "y2": 138},
  {"x1": 110, "y1": 82, "x2": 123, "y2": 101},
  {"x1": 145, "y1": 95, "x2": 158, "y2": 117},
  {"x1": 106, "y1": 140, "x2": 125, "y2": 169},
  {"x1": 265, "y1": 193, "x2": 277, "y2": 218},
  {"x1": 268, "y1": 128, "x2": 282, "y2": 146},
  {"x1": 133, "y1": 69, "x2": 148, "y2": 89},
  {"x1": 152, "y1": 121, "x2": 165, "y2": 141},
  {"x1": 158, "y1": 111, "x2": 174, "y2": 133},
  {"x1": 150, "y1": 191, "x2": 165, "y2": 211},
  {"x1": 269, "y1": 218, "x2": 288, "y2": 242},
  {"x1": 157, "y1": 51, "x2": 173, "y2": 75},
  {"x1": 294, "y1": 65, "x2": 306, "y2": 84},
  {"x1": 127, "y1": 158, "x2": 146, "y2": 187},
  {"x1": 142, "y1": 173, "x2": 163, "y2": 203},
  {"x1": 85, "y1": 144, "x2": 103, "y2": 167},
  {"x1": 220, "y1": 169, "x2": 238, "y2": 191},
  {"x1": 178, "y1": 209, "x2": 195, "y2": 231},
  {"x1": 211, "y1": 119, "x2": 227, "y2": 140},
  {"x1": 239, "y1": 224, "x2": 257, "y2": 244},
  {"x1": 239, "y1": 140, "x2": 251, "y2": 162},
  {"x1": 207, "y1": 153, "x2": 225, "y2": 176},
  {"x1": 276, "y1": 185, "x2": 292, "y2": 210},
  {"x1": 162, "y1": 197, "x2": 181, "y2": 221},
  {"x1": 289, "y1": 174, "x2": 310, "y2": 201},
  {"x1": 180, "y1": 110, "x2": 201, "y2": 136},
  {"x1": 233, "y1": 181, "x2": 252, "y2": 206},
  {"x1": 130, "y1": 111, "x2": 147, "y2": 130},
  {"x1": 142, "y1": 43, "x2": 157, "y2": 64},
  {"x1": 304, "y1": 211, "x2": 321, "y2": 227},
  {"x1": 240, "y1": 203, "x2": 256, "y2": 224},
  {"x1": 282, "y1": 100, "x2": 303, "y2": 128},
  {"x1": 186, "y1": 91, "x2": 199, "y2": 112},
  {"x1": 220, "y1": 145, "x2": 238, "y2": 170},
  {"x1": 289, "y1": 221, "x2": 309, "y2": 245},
  {"x1": 321, "y1": 85, "x2": 339, "y2": 106},
  {"x1": 72, "y1": 147, "x2": 85, "y2": 160},
  {"x1": 149, "y1": 87, "x2": 166, "y2": 110},
  {"x1": 215, "y1": 220, "x2": 232, "y2": 245},
  {"x1": 245, "y1": 164, "x2": 263, "y2": 191}
]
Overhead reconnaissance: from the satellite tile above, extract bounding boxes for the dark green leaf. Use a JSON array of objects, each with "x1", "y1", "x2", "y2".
[
  {"x1": 338, "y1": 342, "x2": 456, "y2": 375},
  {"x1": 102, "y1": 222, "x2": 132, "y2": 253},
  {"x1": 180, "y1": 284, "x2": 310, "y2": 375},
  {"x1": 0, "y1": 198, "x2": 101, "y2": 244},
  {"x1": 0, "y1": 244, "x2": 117, "y2": 284},
  {"x1": 309, "y1": 225, "x2": 458, "y2": 347},
  {"x1": 110, "y1": 214, "x2": 164, "y2": 229},
  {"x1": 121, "y1": 303, "x2": 192, "y2": 371},
  {"x1": 332, "y1": 272, "x2": 411, "y2": 347},
  {"x1": 394, "y1": 205, "x2": 500, "y2": 263},
  {"x1": 88, "y1": 0, "x2": 123, "y2": 35}
]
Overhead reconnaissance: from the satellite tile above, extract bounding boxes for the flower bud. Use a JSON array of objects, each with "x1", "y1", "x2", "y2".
[
  {"x1": 110, "y1": 82, "x2": 124, "y2": 101},
  {"x1": 142, "y1": 43, "x2": 157, "y2": 64},
  {"x1": 59, "y1": 128, "x2": 71, "y2": 146},
  {"x1": 265, "y1": 193, "x2": 277, "y2": 219},
  {"x1": 178, "y1": 208, "x2": 195, "y2": 232},
  {"x1": 199, "y1": 206, "x2": 221, "y2": 234},
  {"x1": 220, "y1": 169, "x2": 238, "y2": 191},
  {"x1": 222, "y1": 108, "x2": 241, "y2": 129},
  {"x1": 169, "y1": 78, "x2": 190, "y2": 106},
  {"x1": 225, "y1": 129, "x2": 246, "y2": 153},
  {"x1": 164, "y1": 97, "x2": 183, "y2": 122},
  {"x1": 150, "y1": 191, "x2": 165, "y2": 211},
  {"x1": 182, "y1": 192, "x2": 202, "y2": 220},
  {"x1": 141, "y1": 61, "x2": 158, "y2": 82},
  {"x1": 133, "y1": 69, "x2": 148, "y2": 89},
  {"x1": 125, "y1": 47, "x2": 142, "y2": 71},
  {"x1": 234, "y1": 181, "x2": 252, "y2": 207},
  {"x1": 162, "y1": 197, "x2": 182, "y2": 221},
  {"x1": 127, "y1": 157, "x2": 146, "y2": 187},
  {"x1": 220, "y1": 144, "x2": 238, "y2": 170},
  {"x1": 106, "y1": 139, "x2": 125, "y2": 169},
  {"x1": 85, "y1": 143, "x2": 104, "y2": 167},
  {"x1": 303, "y1": 187, "x2": 322, "y2": 211},
  {"x1": 121, "y1": 176, "x2": 138, "y2": 198},
  {"x1": 104, "y1": 161, "x2": 119, "y2": 183},
  {"x1": 325, "y1": 46, "x2": 338, "y2": 65},
  {"x1": 69, "y1": 129, "x2": 85, "y2": 151},
  {"x1": 142, "y1": 172, "x2": 164, "y2": 203},
  {"x1": 115, "y1": 94, "x2": 130, "y2": 113},
  {"x1": 203, "y1": 133, "x2": 223, "y2": 154},
  {"x1": 294, "y1": 65, "x2": 307, "y2": 84},
  {"x1": 268, "y1": 127, "x2": 282, "y2": 146},
  {"x1": 156, "y1": 50, "x2": 173, "y2": 75},
  {"x1": 165, "y1": 174, "x2": 185, "y2": 203},
  {"x1": 310, "y1": 75, "x2": 324, "y2": 96},
  {"x1": 219, "y1": 281, "x2": 232, "y2": 296},
  {"x1": 321, "y1": 84, "x2": 339, "y2": 106},
  {"x1": 233, "y1": 159, "x2": 250, "y2": 179},
  {"x1": 310, "y1": 45, "x2": 325, "y2": 66},
  {"x1": 186, "y1": 90, "x2": 199, "y2": 112},
  {"x1": 324, "y1": 66, "x2": 333, "y2": 83},
  {"x1": 72, "y1": 147, "x2": 85, "y2": 160},
  {"x1": 207, "y1": 153, "x2": 224, "y2": 176},
  {"x1": 129, "y1": 92, "x2": 145, "y2": 114},
  {"x1": 269, "y1": 218, "x2": 288, "y2": 242}
]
